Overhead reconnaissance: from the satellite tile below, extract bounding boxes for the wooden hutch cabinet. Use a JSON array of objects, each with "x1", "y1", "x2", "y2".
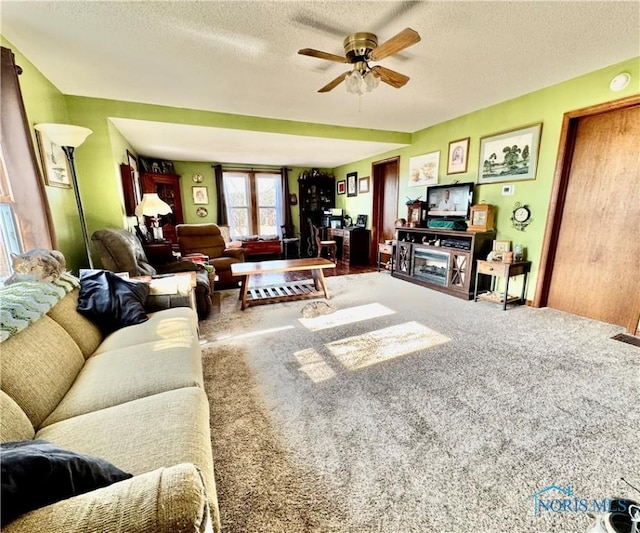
[
  {"x1": 298, "y1": 172, "x2": 335, "y2": 257},
  {"x1": 393, "y1": 226, "x2": 495, "y2": 299},
  {"x1": 140, "y1": 171, "x2": 184, "y2": 245}
]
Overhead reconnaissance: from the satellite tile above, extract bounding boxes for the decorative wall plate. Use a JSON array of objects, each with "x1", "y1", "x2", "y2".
[
  {"x1": 196, "y1": 207, "x2": 208, "y2": 217},
  {"x1": 192, "y1": 173, "x2": 204, "y2": 183}
]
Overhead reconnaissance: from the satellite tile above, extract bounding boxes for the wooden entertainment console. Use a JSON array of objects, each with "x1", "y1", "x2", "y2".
[{"x1": 392, "y1": 227, "x2": 495, "y2": 300}]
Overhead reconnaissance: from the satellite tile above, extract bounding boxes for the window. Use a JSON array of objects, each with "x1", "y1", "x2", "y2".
[
  {"x1": 1, "y1": 47, "x2": 55, "y2": 278},
  {"x1": 223, "y1": 171, "x2": 282, "y2": 238}
]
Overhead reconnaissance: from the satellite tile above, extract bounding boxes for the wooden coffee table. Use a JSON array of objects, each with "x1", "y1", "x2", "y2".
[{"x1": 231, "y1": 258, "x2": 336, "y2": 310}]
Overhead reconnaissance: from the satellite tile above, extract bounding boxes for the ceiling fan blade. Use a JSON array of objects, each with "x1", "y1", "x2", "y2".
[
  {"x1": 292, "y1": 14, "x2": 347, "y2": 38},
  {"x1": 371, "y1": 66, "x2": 410, "y2": 89},
  {"x1": 369, "y1": 28, "x2": 421, "y2": 61},
  {"x1": 298, "y1": 48, "x2": 347, "y2": 63},
  {"x1": 318, "y1": 71, "x2": 351, "y2": 93}
]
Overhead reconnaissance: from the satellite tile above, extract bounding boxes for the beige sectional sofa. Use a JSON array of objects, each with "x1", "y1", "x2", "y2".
[{"x1": 0, "y1": 284, "x2": 220, "y2": 532}]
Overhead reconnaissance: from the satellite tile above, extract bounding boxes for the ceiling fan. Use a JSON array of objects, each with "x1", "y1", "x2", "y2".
[{"x1": 298, "y1": 27, "x2": 421, "y2": 94}]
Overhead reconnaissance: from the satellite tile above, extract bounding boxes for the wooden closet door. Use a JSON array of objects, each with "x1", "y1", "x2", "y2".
[{"x1": 546, "y1": 105, "x2": 640, "y2": 328}]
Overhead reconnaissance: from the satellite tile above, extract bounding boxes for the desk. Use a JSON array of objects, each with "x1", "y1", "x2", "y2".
[
  {"x1": 327, "y1": 227, "x2": 370, "y2": 265},
  {"x1": 231, "y1": 258, "x2": 336, "y2": 310},
  {"x1": 474, "y1": 260, "x2": 531, "y2": 310}
]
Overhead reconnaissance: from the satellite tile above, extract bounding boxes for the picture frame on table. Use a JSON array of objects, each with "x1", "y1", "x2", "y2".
[
  {"x1": 478, "y1": 123, "x2": 542, "y2": 184},
  {"x1": 447, "y1": 137, "x2": 470, "y2": 175},
  {"x1": 358, "y1": 176, "x2": 370, "y2": 194},
  {"x1": 35, "y1": 129, "x2": 71, "y2": 188},
  {"x1": 347, "y1": 172, "x2": 358, "y2": 197},
  {"x1": 337, "y1": 180, "x2": 346, "y2": 195},
  {"x1": 192, "y1": 186, "x2": 208, "y2": 205}
]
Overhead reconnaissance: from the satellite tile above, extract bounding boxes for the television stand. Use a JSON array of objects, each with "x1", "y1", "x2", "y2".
[{"x1": 392, "y1": 227, "x2": 495, "y2": 299}]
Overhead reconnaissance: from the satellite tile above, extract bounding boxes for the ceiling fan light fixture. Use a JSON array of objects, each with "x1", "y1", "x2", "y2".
[
  {"x1": 345, "y1": 69, "x2": 365, "y2": 95},
  {"x1": 364, "y1": 69, "x2": 380, "y2": 92}
]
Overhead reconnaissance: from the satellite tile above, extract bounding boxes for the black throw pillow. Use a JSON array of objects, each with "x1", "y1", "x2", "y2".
[
  {"x1": 0, "y1": 440, "x2": 133, "y2": 526},
  {"x1": 77, "y1": 270, "x2": 150, "y2": 334}
]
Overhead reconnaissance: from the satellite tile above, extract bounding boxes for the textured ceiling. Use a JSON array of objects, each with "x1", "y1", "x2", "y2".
[{"x1": 2, "y1": 1, "x2": 639, "y2": 167}]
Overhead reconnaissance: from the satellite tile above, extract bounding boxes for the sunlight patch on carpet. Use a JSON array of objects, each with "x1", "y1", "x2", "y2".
[
  {"x1": 299, "y1": 303, "x2": 395, "y2": 331},
  {"x1": 328, "y1": 321, "x2": 451, "y2": 370},
  {"x1": 200, "y1": 325, "x2": 295, "y2": 348},
  {"x1": 294, "y1": 348, "x2": 337, "y2": 382}
]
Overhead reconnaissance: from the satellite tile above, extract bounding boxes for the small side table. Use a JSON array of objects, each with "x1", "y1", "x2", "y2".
[
  {"x1": 474, "y1": 260, "x2": 532, "y2": 310},
  {"x1": 377, "y1": 242, "x2": 395, "y2": 272}
]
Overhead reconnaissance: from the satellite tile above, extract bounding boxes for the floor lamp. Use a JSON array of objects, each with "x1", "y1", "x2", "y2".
[{"x1": 34, "y1": 123, "x2": 93, "y2": 268}]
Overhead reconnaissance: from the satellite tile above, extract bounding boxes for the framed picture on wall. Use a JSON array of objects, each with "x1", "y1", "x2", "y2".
[
  {"x1": 347, "y1": 172, "x2": 358, "y2": 197},
  {"x1": 478, "y1": 123, "x2": 542, "y2": 183},
  {"x1": 358, "y1": 176, "x2": 370, "y2": 194},
  {"x1": 192, "y1": 186, "x2": 208, "y2": 204},
  {"x1": 35, "y1": 129, "x2": 71, "y2": 188},
  {"x1": 447, "y1": 137, "x2": 470, "y2": 175},
  {"x1": 337, "y1": 180, "x2": 346, "y2": 195},
  {"x1": 408, "y1": 151, "x2": 439, "y2": 187}
]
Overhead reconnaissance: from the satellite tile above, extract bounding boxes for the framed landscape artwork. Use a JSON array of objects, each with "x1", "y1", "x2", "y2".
[
  {"x1": 408, "y1": 151, "x2": 439, "y2": 187},
  {"x1": 447, "y1": 137, "x2": 470, "y2": 175},
  {"x1": 478, "y1": 123, "x2": 542, "y2": 184}
]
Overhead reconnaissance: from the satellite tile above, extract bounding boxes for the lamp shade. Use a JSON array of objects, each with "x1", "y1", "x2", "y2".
[
  {"x1": 135, "y1": 193, "x2": 172, "y2": 217},
  {"x1": 34, "y1": 123, "x2": 93, "y2": 148}
]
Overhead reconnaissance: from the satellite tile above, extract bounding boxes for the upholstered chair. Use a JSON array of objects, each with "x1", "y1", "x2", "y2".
[
  {"x1": 175, "y1": 223, "x2": 245, "y2": 286},
  {"x1": 91, "y1": 228, "x2": 212, "y2": 318}
]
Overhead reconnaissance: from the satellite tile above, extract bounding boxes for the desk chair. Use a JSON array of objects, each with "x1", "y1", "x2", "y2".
[
  {"x1": 280, "y1": 225, "x2": 300, "y2": 259},
  {"x1": 312, "y1": 223, "x2": 337, "y2": 263}
]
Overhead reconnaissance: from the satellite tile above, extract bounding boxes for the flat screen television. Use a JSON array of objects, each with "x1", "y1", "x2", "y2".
[{"x1": 426, "y1": 182, "x2": 475, "y2": 220}]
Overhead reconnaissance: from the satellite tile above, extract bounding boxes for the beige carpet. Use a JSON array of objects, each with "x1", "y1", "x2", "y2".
[{"x1": 199, "y1": 273, "x2": 639, "y2": 532}]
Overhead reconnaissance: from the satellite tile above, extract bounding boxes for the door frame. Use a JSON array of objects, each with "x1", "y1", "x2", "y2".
[
  {"x1": 534, "y1": 94, "x2": 640, "y2": 332},
  {"x1": 371, "y1": 156, "x2": 400, "y2": 262}
]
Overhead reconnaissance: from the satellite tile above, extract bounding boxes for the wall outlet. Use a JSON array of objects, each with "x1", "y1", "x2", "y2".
[{"x1": 501, "y1": 184, "x2": 515, "y2": 195}]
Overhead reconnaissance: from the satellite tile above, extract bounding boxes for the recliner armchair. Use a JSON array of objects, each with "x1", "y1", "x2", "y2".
[
  {"x1": 91, "y1": 228, "x2": 212, "y2": 318},
  {"x1": 176, "y1": 223, "x2": 245, "y2": 287}
]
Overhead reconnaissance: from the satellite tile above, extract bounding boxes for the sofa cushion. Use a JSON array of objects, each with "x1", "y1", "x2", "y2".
[
  {"x1": 0, "y1": 439, "x2": 132, "y2": 527},
  {"x1": 42, "y1": 339, "x2": 203, "y2": 427},
  {"x1": 93, "y1": 307, "x2": 197, "y2": 355},
  {"x1": 46, "y1": 288, "x2": 103, "y2": 358},
  {"x1": 0, "y1": 316, "x2": 84, "y2": 429},
  {"x1": 37, "y1": 387, "x2": 218, "y2": 517},
  {"x1": 77, "y1": 270, "x2": 150, "y2": 334},
  {"x1": 2, "y1": 464, "x2": 213, "y2": 533},
  {"x1": 0, "y1": 392, "x2": 35, "y2": 443}
]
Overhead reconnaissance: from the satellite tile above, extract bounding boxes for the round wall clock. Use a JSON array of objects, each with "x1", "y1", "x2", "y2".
[
  {"x1": 192, "y1": 173, "x2": 204, "y2": 183},
  {"x1": 511, "y1": 202, "x2": 532, "y2": 231},
  {"x1": 196, "y1": 207, "x2": 208, "y2": 217}
]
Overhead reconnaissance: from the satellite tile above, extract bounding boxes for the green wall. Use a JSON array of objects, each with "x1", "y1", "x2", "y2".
[
  {"x1": 5, "y1": 33, "x2": 638, "y2": 293},
  {"x1": 1, "y1": 37, "x2": 87, "y2": 272},
  {"x1": 333, "y1": 56, "x2": 640, "y2": 299}
]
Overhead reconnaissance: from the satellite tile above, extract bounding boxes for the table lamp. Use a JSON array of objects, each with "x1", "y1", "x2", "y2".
[
  {"x1": 135, "y1": 193, "x2": 172, "y2": 241},
  {"x1": 34, "y1": 123, "x2": 93, "y2": 267}
]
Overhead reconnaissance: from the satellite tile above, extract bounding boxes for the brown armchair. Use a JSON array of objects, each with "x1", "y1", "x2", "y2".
[
  {"x1": 91, "y1": 228, "x2": 212, "y2": 319},
  {"x1": 175, "y1": 224, "x2": 245, "y2": 286}
]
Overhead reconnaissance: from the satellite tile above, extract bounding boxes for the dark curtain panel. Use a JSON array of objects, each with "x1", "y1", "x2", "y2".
[
  {"x1": 213, "y1": 164, "x2": 228, "y2": 225},
  {"x1": 1, "y1": 47, "x2": 55, "y2": 250},
  {"x1": 281, "y1": 167, "x2": 293, "y2": 236}
]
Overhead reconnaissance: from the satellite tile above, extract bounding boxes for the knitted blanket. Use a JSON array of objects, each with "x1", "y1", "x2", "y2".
[{"x1": 0, "y1": 272, "x2": 80, "y2": 342}]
